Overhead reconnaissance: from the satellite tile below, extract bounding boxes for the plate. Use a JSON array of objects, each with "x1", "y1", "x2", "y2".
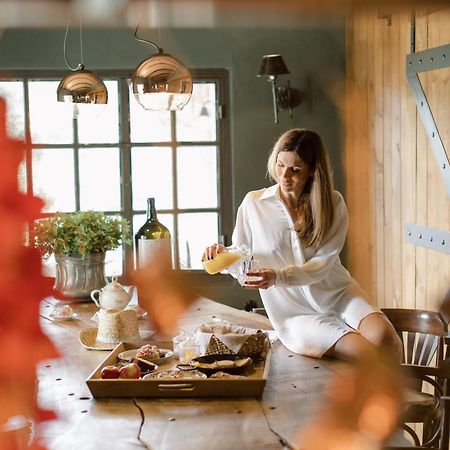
[
  {"x1": 118, "y1": 348, "x2": 174, "y2": 364},
  {"x1": 126, "y1": 305, "x2": 148, "y2": 319},
  {"x1": 189, "y1": 354, "x2": 253, "y2": 376},
  {"x1": 50, "y1": 312, "x2": 78, "y2": 321},
  {"x1": 78, "y1": 328, "x2": 117, "y2": 351}
]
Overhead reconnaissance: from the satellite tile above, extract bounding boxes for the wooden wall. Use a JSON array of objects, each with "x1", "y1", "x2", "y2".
[{"x1": 345, "y1": 7, "x2": 450, "y2": 311}]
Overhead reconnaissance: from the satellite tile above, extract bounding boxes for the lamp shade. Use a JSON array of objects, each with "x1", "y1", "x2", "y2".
[
  {"x1": 57, "y1": 69, "x2": 108, "y2": 105},
  {"x1": 132, "y1": 52, "x2": 192, "y2": 111},
  {"x1": 258, "y1": 54, "x2": 290, "y2": 77}
]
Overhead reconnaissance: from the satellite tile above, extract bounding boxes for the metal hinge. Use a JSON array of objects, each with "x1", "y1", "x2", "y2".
[{"x1": 217, "y1": 104, "x2": 224, "y2": 119}]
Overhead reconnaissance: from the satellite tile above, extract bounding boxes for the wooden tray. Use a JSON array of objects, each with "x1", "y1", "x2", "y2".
[{"x1": 86, "y1": 341, "x2": 271, "y2": 398}]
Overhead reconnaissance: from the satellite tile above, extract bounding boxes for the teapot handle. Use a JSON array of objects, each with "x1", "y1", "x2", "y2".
[{"x1": 90, "y1": 290, "x2": 102, "y2": 308}]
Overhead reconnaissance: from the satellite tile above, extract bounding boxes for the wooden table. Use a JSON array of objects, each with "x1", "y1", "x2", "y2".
[{"x1": 36, "y1": 296, "x2": 356, "y2": 450}]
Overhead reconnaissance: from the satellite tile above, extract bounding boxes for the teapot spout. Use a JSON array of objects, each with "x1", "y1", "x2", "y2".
[{"x1": 127, "y1": 285, "x2": 135, "y2": 299}]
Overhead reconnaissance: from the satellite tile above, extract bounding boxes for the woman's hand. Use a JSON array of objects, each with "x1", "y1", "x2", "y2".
[
  {"x1": 201, "y1": 243, "x2": 224, "y2": 262},
  {"x1": 243, "y1": 268, "x2": 276, "y2": 289}
]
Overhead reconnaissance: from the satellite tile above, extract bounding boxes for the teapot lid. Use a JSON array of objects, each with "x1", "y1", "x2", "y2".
[{"x1": 103, "y1": 277, "x2": 126, "y2": 292}]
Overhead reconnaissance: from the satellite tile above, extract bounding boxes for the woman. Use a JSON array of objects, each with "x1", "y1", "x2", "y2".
[{"x1": 203, "y1": 129, "x2": 401, "y2": 361}]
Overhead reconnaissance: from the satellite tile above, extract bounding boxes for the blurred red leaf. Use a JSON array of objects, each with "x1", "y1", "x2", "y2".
[
  {"x1": 296, "y1": 351, "x2": 403, "y2": 450},
  {"x1": 0, "y1": 98, "x2": 57, "y2": 447}
]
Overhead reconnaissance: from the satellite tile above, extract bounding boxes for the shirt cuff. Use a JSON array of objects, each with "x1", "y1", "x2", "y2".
[{"x1": 274, "y1": 268, "x2": 287, "y2": 286}]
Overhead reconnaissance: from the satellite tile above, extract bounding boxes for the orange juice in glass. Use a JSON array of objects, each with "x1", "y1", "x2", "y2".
[{"x1": 203, "y1": 245, "x2": 250, "y2": 275}]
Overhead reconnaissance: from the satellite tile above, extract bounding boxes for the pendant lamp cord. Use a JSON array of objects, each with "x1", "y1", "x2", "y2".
[
  {"x1": 63, "y1": 13, "x2": 84, "y2": 72},
  {"x1": 134, "y1": 21, "x2": 163, "y2": 54}
]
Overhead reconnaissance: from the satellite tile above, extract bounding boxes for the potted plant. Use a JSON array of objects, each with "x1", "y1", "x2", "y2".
[{"x1": 33, "y1": 211, "x2": 131, "y2": 299}]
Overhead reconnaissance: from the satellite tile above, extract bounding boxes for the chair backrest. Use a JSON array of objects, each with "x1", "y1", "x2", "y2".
[
  {"x1": 381, "y1": 308, "x2": 447, "y2": 367},
  {"x1": 438, "y1": 288, "x2": 450, "y2": 324}
]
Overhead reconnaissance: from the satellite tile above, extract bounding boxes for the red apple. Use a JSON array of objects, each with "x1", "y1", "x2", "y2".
[
  {"x1": 101, "y1": 365, "x2": 120, "y2": 379},
  {"x1": 119, "y1": 362, "x2": 141, "y2": 379}
]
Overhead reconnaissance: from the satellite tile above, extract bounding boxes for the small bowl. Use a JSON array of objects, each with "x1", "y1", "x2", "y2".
[
  {"x1": 189, "y1": 354, "x2": 253, "y2": 376},
  {"x1": 50, "y1": 304, "x2": 77, "y2": 321}
]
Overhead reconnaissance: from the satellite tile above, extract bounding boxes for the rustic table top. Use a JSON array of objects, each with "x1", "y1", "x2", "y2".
[{"x1": 36, "y1": 295, "x2": 348, "y2": 450}]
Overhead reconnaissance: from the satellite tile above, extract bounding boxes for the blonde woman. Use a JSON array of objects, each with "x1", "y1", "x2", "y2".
[{"x1": 203, "y1": 129, "x2": 401, "y2": 361}]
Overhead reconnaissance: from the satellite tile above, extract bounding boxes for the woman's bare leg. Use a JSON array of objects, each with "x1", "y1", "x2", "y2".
[
  {"x1": 358, "y1": 312, "x2": 403, "y2": 362},
  {"x1": 324, "y1": 332, "x2": 377, "y2": 362},
  {"x1": 324, "y1": 313, "x2": 403, "y2": 362}
]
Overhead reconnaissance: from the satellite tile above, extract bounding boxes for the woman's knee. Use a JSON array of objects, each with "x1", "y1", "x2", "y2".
[
  {"x1": 324, "y1": 331, "x2": 377, "y2": 362},
  {"x1": 358, "y1": 313, "x2": 403, "y2": 361}
]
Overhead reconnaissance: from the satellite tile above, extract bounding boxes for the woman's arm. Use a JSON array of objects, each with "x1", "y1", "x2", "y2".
[
  {"x1": 274, "y1": 192, "x2": 348, "y2": 287},
  {"x1": 231, "y1": 197, "x2": 253, "y2": 250}
]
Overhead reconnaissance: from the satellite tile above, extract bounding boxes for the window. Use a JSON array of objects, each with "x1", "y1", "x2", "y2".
[{"x1": 0, "y1": 69, "x2": 231, "y2": 277}]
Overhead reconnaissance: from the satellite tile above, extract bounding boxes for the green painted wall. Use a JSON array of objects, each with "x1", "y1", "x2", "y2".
[
  {"x1": 0, "y1": 26, "x2": 345, "y2": 206},
  {"x1": 0, "y1": 25, "x2": 345, "y2": 308}
]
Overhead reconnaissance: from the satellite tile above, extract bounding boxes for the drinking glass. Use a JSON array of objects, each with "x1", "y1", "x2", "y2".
[{"x1": 238, "y1": 258, "x2": 262, "y2": 287}]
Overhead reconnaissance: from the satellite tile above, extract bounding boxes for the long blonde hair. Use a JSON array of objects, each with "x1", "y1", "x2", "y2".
[{"x1": 267, "y1": 128, "x2": 335, "y2": 248}]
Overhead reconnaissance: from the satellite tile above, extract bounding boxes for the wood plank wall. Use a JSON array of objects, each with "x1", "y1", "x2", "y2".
[{"x1": 345, "y1": 7, "x2": 450, "y2": 312}]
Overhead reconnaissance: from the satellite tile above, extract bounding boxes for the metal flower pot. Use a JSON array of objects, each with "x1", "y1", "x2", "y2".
[{"x1": 54, "y1": 253, "x2": 107, "y2": 299}]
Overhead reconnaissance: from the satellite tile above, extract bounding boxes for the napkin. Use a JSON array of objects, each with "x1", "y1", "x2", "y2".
[{"x1": 194, "y1": 321, "x2": 278, "y2": 356}]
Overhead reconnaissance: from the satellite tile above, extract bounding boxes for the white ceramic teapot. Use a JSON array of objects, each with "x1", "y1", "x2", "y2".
[{"x1": 90, "y1": 277, "x2": 135, "y2": 311}]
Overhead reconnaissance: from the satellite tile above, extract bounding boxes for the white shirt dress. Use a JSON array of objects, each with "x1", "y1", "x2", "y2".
[{"x1": 232, "y1": 184, "x2": 378, "y2": 358}]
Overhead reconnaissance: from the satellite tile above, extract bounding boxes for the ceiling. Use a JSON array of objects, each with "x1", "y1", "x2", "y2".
[{"x1": 0, "y1": 0, "x2": 447, "y2": 28}]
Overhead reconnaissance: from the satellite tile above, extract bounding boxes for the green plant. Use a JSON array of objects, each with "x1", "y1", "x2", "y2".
[{"x1": 33, "y1": 211, "x2": 131, "y2": 258}]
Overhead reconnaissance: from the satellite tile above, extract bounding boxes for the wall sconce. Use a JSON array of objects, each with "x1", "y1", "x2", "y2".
[
  {"x1": 131, "y1": 27, "x2": 193, "y2": 111},
  {"x1": 57, "y1": 14, "x2": 108, "y2": 119},
  {"x1": 257, "y1": 54, "x2": 305, "y2": 124}
]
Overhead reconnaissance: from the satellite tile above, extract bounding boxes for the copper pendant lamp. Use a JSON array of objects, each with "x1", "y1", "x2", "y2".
[
  {"x1": 56, "y1": 15, "x2": 108, "y2": 118},
  {"x1": 57, "y1": 65, "x2": 108, "y2": 105},
  {"x1": 131, "y1": 28, "x2": 192, "y2": 111}
]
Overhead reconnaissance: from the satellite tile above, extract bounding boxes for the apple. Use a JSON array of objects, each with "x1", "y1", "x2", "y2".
[
  {"x1": 101, "y1": 365, "x2": 120, "y2": 379},
  {"x1": 119, "y1": 362, "x2": 141, "y2": 379}
]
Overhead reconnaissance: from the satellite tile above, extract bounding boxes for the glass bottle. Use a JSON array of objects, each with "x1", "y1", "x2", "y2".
[
  {"x1": 135, "y1": 198, "x2": 171, "y2": 269},
  {"x1": 203, "y1": 244, "x2": 250, "y2": 275}
]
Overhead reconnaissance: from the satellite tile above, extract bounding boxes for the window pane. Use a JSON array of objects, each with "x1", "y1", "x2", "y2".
[
  {"x1": 177, "y1": 145, "x2": 218, "y2": 208},
  {"x1": 79, "y1": 148, "x2": 121, "y2": 211},
  {"x1": 178, "y1": 212, "x2": 218, "y2": 270},
  {"x1": 132, "y1": 146, "x2": 173, "y2": 210},
  {"x1": 129, "y1": 82, "x2": 171, "y2": 143},
  {"x1": 176, "y1": 83, "x2": 217, "y2": 142},
  {"x1": 18, "y1": 159, "x2": 27, "y2": 194},
  {"x1": 32, "y1": 148, "x2": 75, "y2": 212},
  {"x1": 0, "y1": 81, "x2": 25, "y2": 140},
  {"x1": 28, "y1": 81, "x2": 73, "y2": 144},
  {"x1": 77, "y1": 80, "x2": 119, "y2": 144},
  {"x1": 105, "y1": 247, "x2": 123, "y2": 277},
  {"x1": 42, "y1": 254, "x2": 56, "y2": 278}
]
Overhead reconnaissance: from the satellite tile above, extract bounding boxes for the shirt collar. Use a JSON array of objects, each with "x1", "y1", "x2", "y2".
[{"x1": 260, "y1": 183, "x2": 280, "y2": 200}]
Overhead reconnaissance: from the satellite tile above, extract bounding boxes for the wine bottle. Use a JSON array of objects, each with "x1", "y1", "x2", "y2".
[{"x1": 135, "y1": 198, "x2": 171, "y2": 269}]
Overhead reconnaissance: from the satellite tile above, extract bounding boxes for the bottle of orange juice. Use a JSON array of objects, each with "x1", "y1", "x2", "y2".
[{"x1": 203, "y1": 245, "x2": 250, "y2": 275}]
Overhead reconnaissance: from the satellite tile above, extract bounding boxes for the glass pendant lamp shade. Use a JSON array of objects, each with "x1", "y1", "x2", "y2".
[
  {"x1": 57, "y1": 68, "x2": 108, "y2": 105},
  {"x1": 132, "y1": 52, "x2": 192, "y2": 111},
  {"x1": 57, "y1": 13, "x2": 108, "y2": 119},
  {"x1": 57, "y1": 68, "x2": 108, "y2": 119}
]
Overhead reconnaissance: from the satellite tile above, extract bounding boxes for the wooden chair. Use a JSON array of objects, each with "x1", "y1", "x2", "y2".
[{"x1": 382, "y1": 308, "x2": 450, "y2": 450}]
